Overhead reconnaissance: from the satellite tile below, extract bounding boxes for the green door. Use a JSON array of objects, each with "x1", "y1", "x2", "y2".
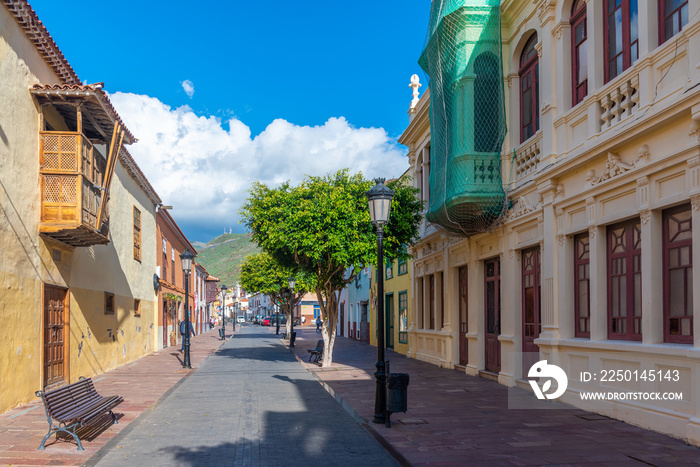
[{"x1": 385, "y1": 293, "x2": 395, "y2": 349}]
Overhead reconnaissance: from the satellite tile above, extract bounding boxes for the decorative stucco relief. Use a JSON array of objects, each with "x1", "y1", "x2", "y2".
[
  {"x1": 507, "y1": 195, "x2": 541, "y2": 220},
  {"x1": 586, "y1": 150, "x2": 648, "y2": 187}
]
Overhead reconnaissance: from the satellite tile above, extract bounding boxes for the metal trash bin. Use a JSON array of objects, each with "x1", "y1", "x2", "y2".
[
  {"x1": 386, "y1": 373, "x2": 410, "y2": 413},
  {"x1": 289, "y1": 331, "x2": 297, "y2": 347},
  {"x1": 219, "y1": 328, "x2": 224, "y2": 339}
]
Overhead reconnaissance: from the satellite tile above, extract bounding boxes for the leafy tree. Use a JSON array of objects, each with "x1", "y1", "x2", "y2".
[
  {"x1": 241, "y1": 169, "x2": 422, "y2": 366},
  {"x1": 239, "y1": 252, "x2": 311, "y2": 336}
]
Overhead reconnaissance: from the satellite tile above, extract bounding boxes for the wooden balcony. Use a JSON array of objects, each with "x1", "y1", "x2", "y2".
[{"x1": 39, "y1": 131, "x2": 110, "y2": 247}]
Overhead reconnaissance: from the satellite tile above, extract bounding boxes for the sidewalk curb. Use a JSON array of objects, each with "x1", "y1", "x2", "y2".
[
  {"x1": 285, "y1": 337, "x2": 411, "y2": 467},
  {"x1": 82, "y1": 336, "x2": 230, "y2": 467}
]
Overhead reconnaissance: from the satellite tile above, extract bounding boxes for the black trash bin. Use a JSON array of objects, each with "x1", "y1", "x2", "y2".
[
  {"x1": 289, "y1": 331, "x2": 297, "y2": 347},
  {"x1": 219, "y1": 328, "x2": 224, "y2": 339},
  {"x1": 386, "y1": 373, "x2": 410, "y2": 413}
]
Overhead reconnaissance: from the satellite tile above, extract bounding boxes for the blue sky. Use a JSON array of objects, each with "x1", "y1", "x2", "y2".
[{"x1": 29, "y1": 1, "x2": 431, "y2": 242}]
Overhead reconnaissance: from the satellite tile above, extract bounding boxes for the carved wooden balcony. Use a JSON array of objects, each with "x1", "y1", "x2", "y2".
[{"x1": 39, "y1": 131, "x2": 110, "y2": 246}]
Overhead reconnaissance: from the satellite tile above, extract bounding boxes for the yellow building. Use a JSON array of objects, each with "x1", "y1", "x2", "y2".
[
  {"x1": 370, "y1": 254, "x2": 412, "y2": 356},
  {"x1": 401, "y1": 0, "x2": 700, "y2": 445},
  {"x1": 0, "y1": 0, "x2": 161, "y2": 412}
]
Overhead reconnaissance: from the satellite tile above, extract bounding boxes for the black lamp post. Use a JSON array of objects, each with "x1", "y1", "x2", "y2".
[
  {"x1": 180, "y1": 249, "x2": 195, "y2": 369},
  {"x1": 220, "y1": 284, "x2": 227, "y2": 340},
  {"x1": 366, "y1": 178, "x2": 394, "y2": 424},
  {"x1": 288, "y1": 276, "x2": 296, "y2": 347}
]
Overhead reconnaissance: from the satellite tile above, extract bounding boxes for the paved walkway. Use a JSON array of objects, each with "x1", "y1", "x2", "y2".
[
  {"x1": 89, "y1": 326, "x2": 396, "y2": 467},
  {"x1": 290, "y1": 327, "x2": 700, "y2": 466}
]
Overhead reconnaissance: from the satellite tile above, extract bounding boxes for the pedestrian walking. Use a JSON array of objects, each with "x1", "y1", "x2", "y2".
[
  {"x1": 180, "y1": 320, "x2": 195, "y2": 352},
  {"x1": 316, "y1": 317, "x2": 322, "y2": 332}
]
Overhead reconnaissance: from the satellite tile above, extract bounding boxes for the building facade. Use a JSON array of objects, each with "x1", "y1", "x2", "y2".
[
  {"x1": 0, "y1": 0, "x2": 161, "y2": 412},
  {"x1": 402, "y1": 0, "x2": 700, "y2": 445},
  {"x1": 337, "y1": 267, "x2": 371, "y2": 340},
  {"x1": 156, "y1": 209, "x2": 196, "y2": 350},
  {"x1": 370, "y1": 257, "x2": 412, "y2": 355}
]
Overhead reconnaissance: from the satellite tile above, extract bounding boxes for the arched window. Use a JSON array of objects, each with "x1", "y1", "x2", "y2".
[
  {"x1": 474, "y1": 53, "x2": 501, "y2": 152},
  {"x1": 519, "y1": 34, "x2": 539, "y2": 143},
  {"x1": 571, "y1": 0, "x2": 588, "y2": 106},
  {"x1": 604, "y1": 0, "x2": 638, "y2": 83},
  {"x1": 659, "y1": 0, "x2": 688, "y2": 43}
]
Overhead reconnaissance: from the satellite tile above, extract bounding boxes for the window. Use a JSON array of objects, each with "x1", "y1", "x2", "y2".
[
  {"x1": 571, "y1": 0, "x2": 588, "y2": 106},
  {"x1": 133, "y1": 207, "x2": 141, "y2": 261},
  {"x1": 386, "y1": 261, "x2": 393, "y2": 280},
  {"x1": 399, "y1": 291, "x2": 408, "y2": 344},
  {"x1": 398, "y1": 258, "x2": 407, "y2": 275},
  {"x1": 474, "y1": 53, "x2": 502, "y2": 152},
  {"x1": 607, "y1": 219, "x2": 642, "y2": 340},
  {"x1": 134, "y1": 299, "x2": 141, "y2": 317},
  {"x1": 663, "y1": 204, "x2": 692, "y2": 343},
  {"x1": 520, "y1": 34, "x2": 539, "y2": 143},
  {"x1": 162, "y1": 238, "x2": 167, "y2": 282},
  {"x1": 171, "y1": 247, "x2": 175, "y2": 288},
  {"x1": 574, "y1": 233, "x2": 591, "y2": 337},
  {"x1": 105, "y1": 292, "x2": 114, "y2": 315},
  {"x1": 429, "y1": 274, "x2": 435, "y2": 330},
  {"x1": 604, "y1": 0, "x2": 639, "y2": 83},
  {"x1": 660, "y1": 0, "x2": 688, "y2": 43}
]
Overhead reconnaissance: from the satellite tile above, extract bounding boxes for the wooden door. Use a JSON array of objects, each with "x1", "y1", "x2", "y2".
[
  {"x1": 522, "y1": 247, "x2": 541, "y2": 372},
  {"x1": 43, "y1": 285, "x2": 68, "y2": 388},
  {"x1": 385, "y1": 294, "x2": 394, "y2": 349},
  {"x1": 484, "y1": 258, "x2": 501, "y2": 373},
  {"x1": 162, "y1": 300, "x2": 168, "y2": 348},
  {"x1": 458, "y1": 266, "x2": 468, "y2": 366},
  {"x1": 340, "y1": 303, "x2": 345, "y2": 336}
]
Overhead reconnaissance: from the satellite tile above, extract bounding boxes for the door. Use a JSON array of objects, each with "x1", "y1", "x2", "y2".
[
  {"x1": 340, "y1": 303, "x2": 345, "y2": 336},
  {"x1": 360, "y1": 302, "x2": 368, "y2": 342},
  {"x1": 484, "y1": 258, "x2": 501, "y2": 373},
  {"x1": 458, "y1": 266, "x2": 469, "y2": 366},
  {"x1": 43, "y1": 285, "x2": 68, "y2": 388},
  {"x1": 522, "y1": 247, "x2": 541, "y2": 372},
  {"x1": 385, "y1": 294, "x2": 395, "y2": 349},
  {"x1": 162, "y1": 300, "x2": 168, "y2": 348}
]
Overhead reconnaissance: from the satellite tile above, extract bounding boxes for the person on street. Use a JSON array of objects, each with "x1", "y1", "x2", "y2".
[
  {"x1": 316, "y1": 317, "x2": 322, "y2": 332},
  {"x1": 180, "y1": 319, "x2": 195, "y2": 352}
]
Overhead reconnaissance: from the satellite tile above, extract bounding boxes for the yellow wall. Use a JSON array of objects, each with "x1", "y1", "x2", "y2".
[{"x1": 369, "y1": 258, "x2": 412, "y2": 355}]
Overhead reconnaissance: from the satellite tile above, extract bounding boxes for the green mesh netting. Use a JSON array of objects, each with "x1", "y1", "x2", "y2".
[{"x1": 419, "y1": 0, "x2": 508, "y2": 236}]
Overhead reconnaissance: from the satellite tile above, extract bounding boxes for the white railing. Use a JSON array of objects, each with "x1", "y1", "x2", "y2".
[
  {"x1": 598, "y1": 74, "x2": 639, "y2": 131},
  {"x1": 514, "y1": 133, "x2": 542, "y2": 179}
]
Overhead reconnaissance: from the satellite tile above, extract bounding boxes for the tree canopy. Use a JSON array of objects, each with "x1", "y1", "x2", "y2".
[{"x1": 241, "y1": 169, "x2": 422, "y2": 366}]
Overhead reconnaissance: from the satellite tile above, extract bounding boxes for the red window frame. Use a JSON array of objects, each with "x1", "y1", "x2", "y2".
[
  {"x1": 604, "y1": 0, "x2": 639, "y2": 83},
  {"x1": 522, "y1": 247, "x2": 541, "y2": 344},
  {"x1": 659, "y1": 0, "x2": 689, "y2": 44},
  {"x1": 574, "y1": 233, "x2": 591, "y2": 337},
  {"x1": 519, "y1": 34, "x2": 539, "y2": 143},
  {"x1": 607, "y1": 219, "x2": 642, "y2": 341},
  {"x1": 663, "y1": 204, "x2": 693, "y2": 343},
  {"x1": 571, "y1": 0, "x2": 588, "y2": 106}
]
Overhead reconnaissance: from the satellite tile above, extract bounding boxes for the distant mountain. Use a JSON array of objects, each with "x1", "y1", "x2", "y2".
[{"x1": 194, "y1": 233, "x2": 260, "y2": 286}]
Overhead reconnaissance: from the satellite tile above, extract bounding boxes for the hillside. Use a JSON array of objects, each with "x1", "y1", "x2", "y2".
[{"x1": 195, "y1": 233, "x2": 260, "y2": 286}]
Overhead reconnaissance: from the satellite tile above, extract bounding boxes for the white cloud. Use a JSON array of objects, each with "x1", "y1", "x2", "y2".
[
  {"x1": 109, "y1": 92, "x2": 409, "y2": 234},
  {"x1": 181, "y1": 80, "x2": 195, "y2": 98}
]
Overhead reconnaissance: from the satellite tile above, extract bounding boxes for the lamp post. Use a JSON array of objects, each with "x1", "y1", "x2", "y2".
[
  {"x1": 366, "y1": 178, "x2": 394, "y2": 425},
  {"x1": 288, "y1": 276, "x2": 296, "y2": 347},
  {"x1": 180, "y1": 249, "x2": 195, "y2": 369},
  {"x1": 220, "y1": 284, "x2": 227, "y2": 340}
]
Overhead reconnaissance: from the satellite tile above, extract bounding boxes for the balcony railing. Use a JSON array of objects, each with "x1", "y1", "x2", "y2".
[{"x1": 39, "y1": 131, "x2": 110, "y2": 246}]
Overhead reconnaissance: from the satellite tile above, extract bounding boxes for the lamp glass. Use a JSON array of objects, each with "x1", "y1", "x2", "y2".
[
  {"x1": 180, "y1": 249, "x2": 195, "y2": 272},
  {"x1": 288, "y1": 277, "x2": 295, "y2": 290}
]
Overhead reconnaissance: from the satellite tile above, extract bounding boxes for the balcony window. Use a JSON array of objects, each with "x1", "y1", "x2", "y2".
[
  {"x1": 519, "y1": 34, "x2": 539, "y2": 143},
  {"x1": 660, "y1": 0, "x2": 688, "y2": 43},
  {"x1": 571, "y1": 0, "x2": 588, "y2": 106},
  {"x1": 604, "y1": 0, "x2": 639, "y2": 83}
]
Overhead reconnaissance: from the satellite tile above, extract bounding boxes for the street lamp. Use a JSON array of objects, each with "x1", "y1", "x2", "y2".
[
  {"x1": 288, "y1": 276, "x2": 296, "y2": 347},
  {"x1": 220, "y1": 284, "x2": 227, "y2": 340},
  {"x1": 366, "y1": 178, "x2": 394, "y2": 424},
  {"x1": 180, "y1": 249, "x2": 195, "y2": 369}
]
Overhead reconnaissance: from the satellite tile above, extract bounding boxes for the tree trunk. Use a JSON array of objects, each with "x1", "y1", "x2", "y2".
[
  {"x1": 319, "y1": 288, "x2": 338, "y2": 367},
  {"x1": 285, "y1": 302, "x2": 292, "y2": 337}
]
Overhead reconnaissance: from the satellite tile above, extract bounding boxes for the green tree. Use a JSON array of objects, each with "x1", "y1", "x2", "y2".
[
  {"x1": 241, "y1": 169, "x2": 422, "y2": 366},
  {"x1": 239, "y1": 252, "x2": 311, "y2": 336}
]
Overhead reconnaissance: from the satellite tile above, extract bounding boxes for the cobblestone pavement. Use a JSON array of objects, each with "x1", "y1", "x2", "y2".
[
  {"x1": 289, "y1": 327, "x2": 700, "y2": 466},
  {"x1": 89, "y1": 326, "x2": 397, "y2": 467}
]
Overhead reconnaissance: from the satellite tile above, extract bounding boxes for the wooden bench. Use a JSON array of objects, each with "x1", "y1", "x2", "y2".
[
  {"x1": 35, "y1": 377, "x2": 123, "y2": 450},
  {"x1": 307, "y1": 339, "x2": 324, "y2": 364}
]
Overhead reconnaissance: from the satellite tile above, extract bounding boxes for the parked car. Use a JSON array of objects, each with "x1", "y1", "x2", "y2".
[
  {"x1": 236, "y1": 316, "x2": 245, "y2": 323},
  {"x1": 270, "y1": 314, "x2": 287, "y2": 325},
  {"x1": 262, "y1": 316, "x2": 271, "y2": 326}
]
